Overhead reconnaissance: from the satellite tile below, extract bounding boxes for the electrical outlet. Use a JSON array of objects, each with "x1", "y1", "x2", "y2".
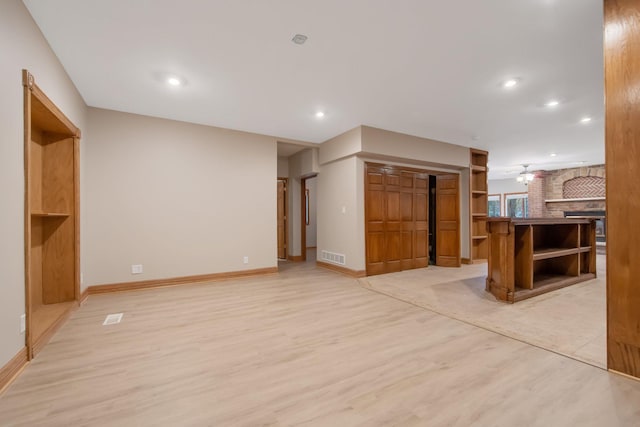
[
  {"x1": 131, "y1": 264, "x2": 143, "y2": 274},
  {"x1": 243, "y1": 256, "x2": 249, "y2": 264},
  {"x1": 20, "y1": 314, "x2": 26, "y2": 333}
]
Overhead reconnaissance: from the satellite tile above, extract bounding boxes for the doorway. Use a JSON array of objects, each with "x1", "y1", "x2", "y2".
[
  {"x1": 300, "y1": 174, "x2": 318, "y2": 262},
  {"x1": 277, "y1": 178, "x2": 288, "y2": 260}
]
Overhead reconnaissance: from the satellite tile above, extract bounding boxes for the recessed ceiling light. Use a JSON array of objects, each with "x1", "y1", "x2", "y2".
[
  {"x1": 580, "y1": 117, "x2": 592, "y2": 123},
  {"x1": 315, "y1": 111, "x2": 325, "y2": 118},
  {"x1": 550, "y1": 153, "x2": 557, "y2": 157},
  {"x1": 503, "y1": 79, "x2": 519, "y2": 88},
  {"x1": 545, "y1": 100, "x2": 560, "y2": 107},
  {"x1": 167, "y1": 76, "x2": 182, "y2": 86},
  {"x1": 292, "y1": 34, "x2": 308, "y2": 45}
]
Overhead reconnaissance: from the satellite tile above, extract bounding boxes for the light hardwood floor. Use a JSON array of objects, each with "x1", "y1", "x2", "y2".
[
  {"x1": 1, "y1": 258, "x2": 638, "y2": 426},
  {"x1": 361, "y1": 255, "x2": 607, "y2": 368}
]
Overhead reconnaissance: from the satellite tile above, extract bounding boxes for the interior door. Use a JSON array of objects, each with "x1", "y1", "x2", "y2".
[
  {"x1": 277, "y1": 179, "x2": 287, "y2": 259},
  {"x1": 365, "y1": 164, "x2": 430, "y2": 275},
  {"x1": 414, "y1": 173, "x2": 430, "y2": 268},
  {"x1": 436, "y1": 174, "x2": 460, "y2": 267},
  {"x1": 365, "y1": 165, "x2": 386, "y2": 275}
]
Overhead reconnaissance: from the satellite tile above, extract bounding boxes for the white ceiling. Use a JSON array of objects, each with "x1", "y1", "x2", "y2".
[{"x1": 23, "y1": 0, "x2": 604, "y2": 178}]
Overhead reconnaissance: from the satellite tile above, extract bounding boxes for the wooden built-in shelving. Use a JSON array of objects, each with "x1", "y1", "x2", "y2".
[
  {"x1": 468, "y1": 149, "x2": 488, "y2": 263},
  {"x1": 485, "y1": 218, "x2": 596, "y2": 303},
  {"x1": 23, "y1": 70, "x2": 80, "y2": 360}
]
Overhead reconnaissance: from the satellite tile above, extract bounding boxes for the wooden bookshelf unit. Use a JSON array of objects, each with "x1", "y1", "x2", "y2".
[
  {"x1": 485, "y1": 218, "x2": 596, "y2": 303},
  {"x1": 469, "y1": 148, "x2": 488, "y2": 263},
  {"x1": 23, "y1": 70, "x2": 80, "y2": 359}
]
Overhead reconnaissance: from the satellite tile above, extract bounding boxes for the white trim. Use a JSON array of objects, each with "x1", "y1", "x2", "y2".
[{"x1": 545, "y1": 197, "x2": 605, "y2": 203}]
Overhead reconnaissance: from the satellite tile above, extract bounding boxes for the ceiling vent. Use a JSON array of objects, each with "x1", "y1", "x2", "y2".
[{"x1": 291, "y1": 34, "x2": 308, "y2": 45}]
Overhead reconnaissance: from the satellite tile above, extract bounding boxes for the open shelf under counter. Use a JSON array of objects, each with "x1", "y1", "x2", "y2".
[
  {"x1": 513, "y1": 273, "x2": 597, "y2": 302},
  {"x1": 485, "y1": 217, "x2": 597, "y2": 303},
  {"x1": 532, "y1": 247, "x2": 581, "y2": 261}
]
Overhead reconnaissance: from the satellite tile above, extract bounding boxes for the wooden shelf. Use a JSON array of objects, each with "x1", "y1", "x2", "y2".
[
  {"x1": 24, "y1": 70, "x2": 80, "y2": 359},
  {"x1": 31, "y1": 211, "x2": 70, "y2": 218},
  {"x1": 469, "y1": 148, "x2": 489, "y2": 263},
  {"x1": 513, "y1": 273, "x2": 596, "y2": 302},
  {"x1": 486, "y1": 218, "x2": 597, "y2": 303},
  {"x1": 532, "y1": 247, "x2": 580, "y2": 261}
]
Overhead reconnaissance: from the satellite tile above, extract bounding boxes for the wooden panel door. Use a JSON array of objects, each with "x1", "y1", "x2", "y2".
[
  {"x1": 384, "y1": 169, "x2": 403, "y2": 273},
  {"x1": 399, "y1": 172, "x2": 415, "y2": 271},
  {"x1": 365, "y1": 166, "x2": 386, "y2": 275},
  {"x1": 365, "y1": 164, "x2": 431, "y2": 275},
  {"x1": 414, "y1": 174, "x2": 430, "y2": 268},
  {"x1": 436, "y1": 174, "x2": 460, "y2": 267},
  {"x1": 277, "y1": 180, "x2": 287, "y2": 259}
]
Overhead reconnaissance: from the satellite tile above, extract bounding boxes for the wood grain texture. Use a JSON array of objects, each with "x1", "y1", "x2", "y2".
[
  {"x1": 86, "y1": 267, "x2": 278, "y2": 294},
  {"x1": 435, "y1": 174, "x2": 460, "y2": 267},
  {"x1": 363, "y1": 256, "x2": 607, "y2": 368},
  {"x1": 469, "y1": 149, "x2": 489, "y2": 262},
  {"x1": 277, "y1": 179, "x2": 287, "y2": 259},
  {"x1": 604, "y1": 0, "x2": 640, "y2": 379},
  {"x1": 486, "y1": 218, "x2": 596, "y2": 303},
  {"x1": 23, "y1": 70, "x2": 80, "y2": 359},
  {"x1": 22, "y1": 70, "x2": 80, "y2": 137},
  {"x1": 1, "y1": 261, "x2": 639, "y2": 425},
  {"x1": 0, "y1": 348, "x2": 28, "y2": 395},
  {"x1": 365, "y1": 163, "x2": 435, "y2": 275}
]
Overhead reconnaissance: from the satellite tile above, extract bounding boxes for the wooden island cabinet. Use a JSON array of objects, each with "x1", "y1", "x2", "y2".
[{"x1": 485, "y1": 218, "x2": 596, "y2": 303}]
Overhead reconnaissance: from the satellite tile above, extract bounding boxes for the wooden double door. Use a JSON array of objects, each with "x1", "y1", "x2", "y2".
[{"x1": 365, "y1": 163, "x2": 459, "y2": 276}]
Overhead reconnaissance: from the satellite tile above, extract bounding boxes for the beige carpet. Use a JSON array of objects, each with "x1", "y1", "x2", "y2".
[{"x1": 360, "y1": 255, "x2": 606, "y2": 368}]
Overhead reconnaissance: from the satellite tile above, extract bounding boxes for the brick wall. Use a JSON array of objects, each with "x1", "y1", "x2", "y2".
[{"x1": 528, "y1": 165, "x2": 605, "y2": 217}]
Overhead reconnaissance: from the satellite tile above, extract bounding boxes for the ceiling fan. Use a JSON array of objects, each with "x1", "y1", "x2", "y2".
[{"x1": 516, "y1": 164, "x2": 535, "y2": 184}]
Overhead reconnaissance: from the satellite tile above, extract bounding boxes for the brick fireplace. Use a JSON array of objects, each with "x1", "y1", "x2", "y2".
[{"x1": 527, "y1": 165, "x2": 606, "y2": 245}]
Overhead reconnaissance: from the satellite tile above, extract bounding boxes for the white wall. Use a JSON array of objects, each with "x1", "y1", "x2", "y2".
[
  {"x1": 0, "y1": 0, "x2": 87, "y2": 367},
  {"x1": 277, "y1": 157, "x2": 289, "y2": 177},
  {"x1": 317, "y1": 156, "x2": 364, "y2": 270},
  {"x1": 361, "y1": 126, "x2": 469, "y2": 168},
  {"x1": 460, "y1": 168, "x2": 470, "y2": 259},
  {"x1": 287, "y1": 148, "x2": 319, "y2": 257},
  {"x1": 84, "y1": 108, "x2": 277, "y2": 286},
  {"x1": 488, "y1": 178, "x2": 527, "y2": 195}
]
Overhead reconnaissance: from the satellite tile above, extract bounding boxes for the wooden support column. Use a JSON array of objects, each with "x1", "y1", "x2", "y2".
[{"x1": 604, "y1": 0, "x2": 640, "y2": 379}]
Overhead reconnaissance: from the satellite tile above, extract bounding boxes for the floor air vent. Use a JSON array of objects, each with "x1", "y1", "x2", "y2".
[
  {"x1": 321, "y1": 250, "x2": 346, "y2": 265},
  {"x1": 103, "y1": 313, "x2": 124, "y2": 326}
]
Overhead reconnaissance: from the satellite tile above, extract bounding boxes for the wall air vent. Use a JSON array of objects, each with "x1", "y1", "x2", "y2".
[{"x1": 321, "y1": 250, "x2": 346, "y2": 265}]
